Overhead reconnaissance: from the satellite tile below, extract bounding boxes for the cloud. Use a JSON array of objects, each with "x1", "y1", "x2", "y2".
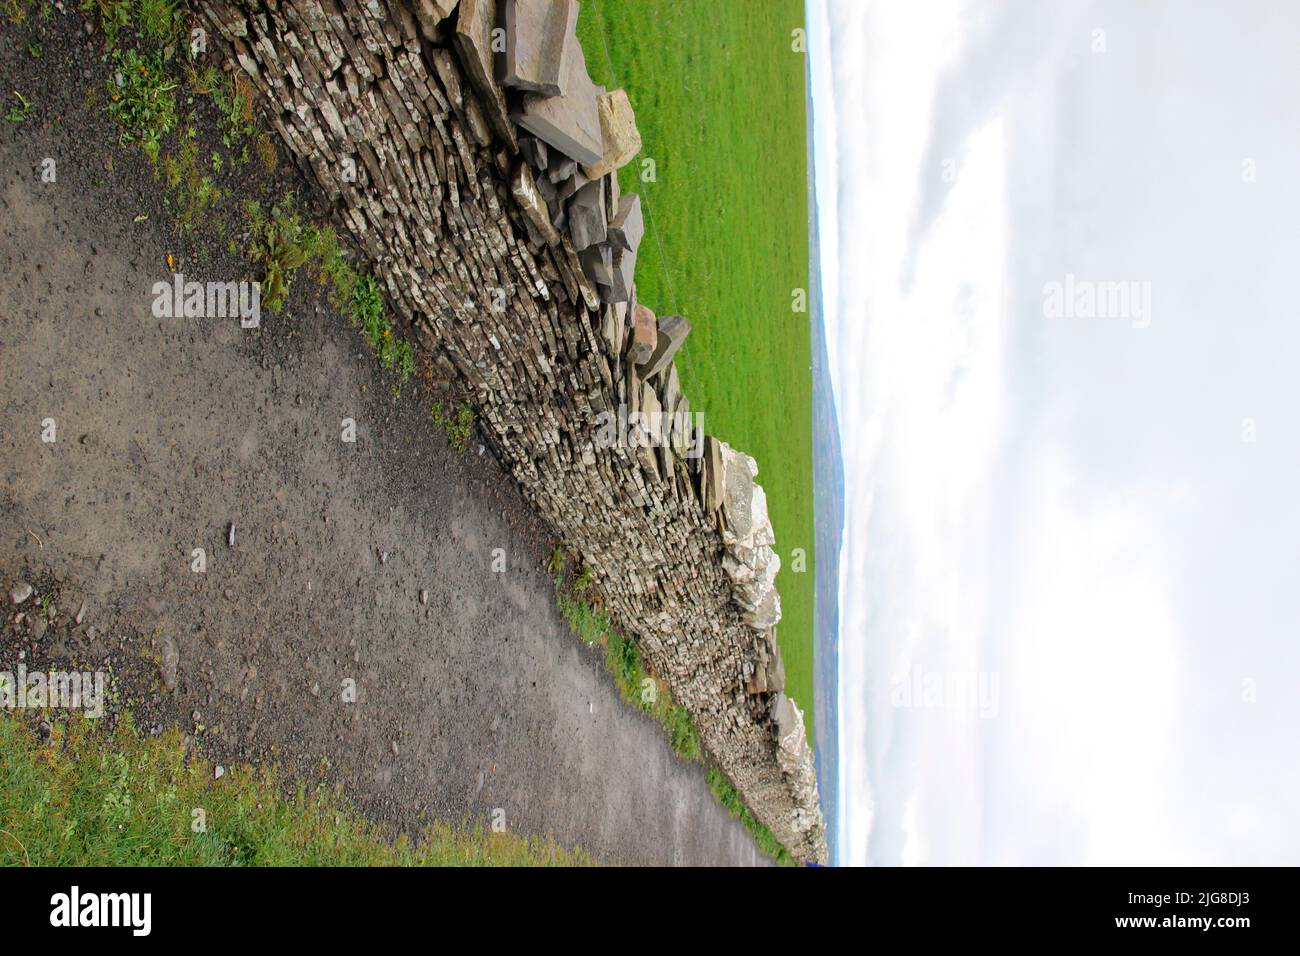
[{"x1": 813, "y1": 0, "x2": 1300, "y2": 866}]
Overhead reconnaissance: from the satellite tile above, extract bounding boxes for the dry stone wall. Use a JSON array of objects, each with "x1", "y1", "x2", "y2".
[{"x1": 201, "y1": 0, "x2": 827, "y2": 863}]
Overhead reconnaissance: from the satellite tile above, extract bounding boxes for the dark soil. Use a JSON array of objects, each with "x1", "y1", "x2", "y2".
[{"x1": 0, "y1": 8, "x2": 766, "y2": 866}]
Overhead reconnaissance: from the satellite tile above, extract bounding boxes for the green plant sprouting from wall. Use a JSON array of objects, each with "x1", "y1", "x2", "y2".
[{"x1": 430, "y1": 400, "x2": 475, "y2": 455}]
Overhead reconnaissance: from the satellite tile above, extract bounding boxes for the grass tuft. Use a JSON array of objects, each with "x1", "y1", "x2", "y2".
[
  {"x1": 186, "y1": 64, "x2": 254, "y2": 157},
  {"x1": 430, "y1": 400, "x2": 475, "y2": 454},
  {"x1": 161, "y1": 128, "x2": 222, "y2": 234},
  {"x1": 5, "y1": 90, "x2": 31, "y2": 124},
  {"x1": 240, "y1": 196, "x2": 417, "y2": 389},
  {"x1": 81, "y1": 0, "x2": 131, "y2": 49},
  {"x1": 3, "y1": 0, "x2": 31, "y2": 25},
  {"x1": 136, "y1": 0, "x2": 186, "y2": 48},
  {"x1": 353, "y1": 275, "x2": 416, "y2": 381}
]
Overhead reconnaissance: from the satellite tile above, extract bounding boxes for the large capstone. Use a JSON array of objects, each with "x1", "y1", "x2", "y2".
[
  {"x1": 513, "y1": 27, "x2": 603, "y2": 165},
  {"x1": 502, "y1": 0, "x2": 577, "y2": 97},
  {"x1": 746, "y1": 587, "x2": 781, "y2": 630},
  {"x1": 719, "y1": 444, "x2": 766, "y2": 545}
]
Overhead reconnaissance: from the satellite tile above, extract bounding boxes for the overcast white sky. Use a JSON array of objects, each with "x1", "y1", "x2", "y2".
[{"x1": 809, "y1": 0, "x2": 1300, "y2": 865}]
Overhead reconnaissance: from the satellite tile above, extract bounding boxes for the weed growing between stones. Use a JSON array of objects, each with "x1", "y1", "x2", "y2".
[
  {"x1": 430, "y1": 400, "x2": 475, "y2": 455},
  {"x1": 305, "y1": 222, "x2": 357, "y2": 301},
  {"x1": 352, "y1": 275, "x2": 416, "y2": 383}
]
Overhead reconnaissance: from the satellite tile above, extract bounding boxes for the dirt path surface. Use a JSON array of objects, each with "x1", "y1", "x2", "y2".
[{"x1": 0, "y1": 23, "x2": 765, "y2": 867}]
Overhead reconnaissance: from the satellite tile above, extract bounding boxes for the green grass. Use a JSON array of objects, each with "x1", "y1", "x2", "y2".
[
  {"x1": 2, "y1": 0, "x2": 31, "y2": 25},
  {"x1": 353, "y1": 274, "x2": 416, "y2": 382},
  {"x1": 105, "y1": 47, "x2": 178, "y2": 162},
  {"x1": 0, "y1": 712, "x2": 593, "y2": 866},
  {"x1": 161, "y1": 128, "x2": 223, "y2": 234},
  {"x1": 135, "y1": 0, "x2": 185, "y2": 47},
  {"x1": 576, "y1": 0, "x2": 815, "y2": 739},
  {"x1": 82, "y1": 0, "x2": 187, "y2": 52},
  {"x1": 241, "y1": 198, "x2": 417, "y2": 388},
  {"x1": 187, "y1": 63, "x2": 256, "y2": 157}
]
